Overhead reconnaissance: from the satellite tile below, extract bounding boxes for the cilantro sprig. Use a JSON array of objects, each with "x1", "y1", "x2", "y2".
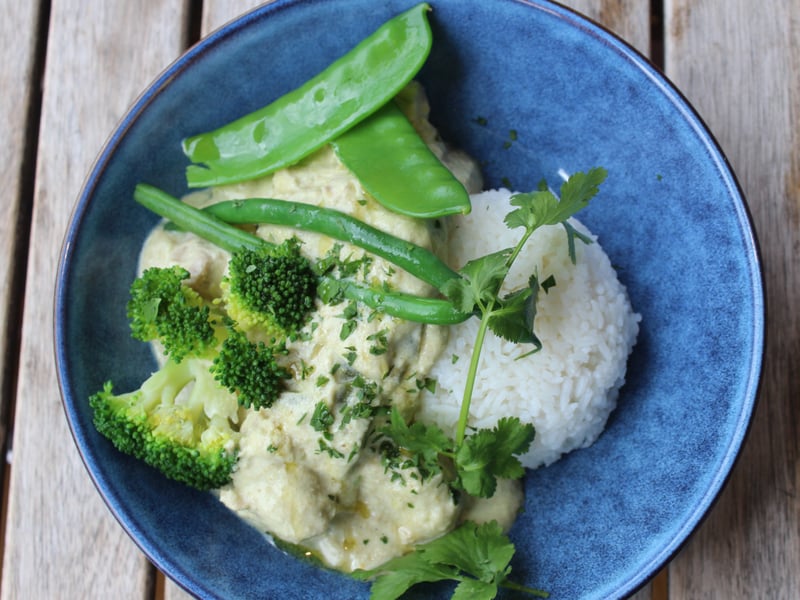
[
  {"x1": 441, "y1": 167, "x2": 607, "y2": 444},
  {"x1": 379, "y1": 408, "x2": 534, "y2": 498},
  {"x1": 353, "y1": 520, "x2": 549, "y2": 599}
]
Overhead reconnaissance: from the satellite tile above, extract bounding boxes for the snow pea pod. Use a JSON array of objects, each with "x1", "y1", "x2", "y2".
[
  {"x1": 202, "y1": 197, "x2": 460, "y2": 292},
  {"x1": 183, "y1": 3, "x2": 433, "y2": 188},
  {"x1": 331, "y1": 101, "x2": 471, "y2": 218}
]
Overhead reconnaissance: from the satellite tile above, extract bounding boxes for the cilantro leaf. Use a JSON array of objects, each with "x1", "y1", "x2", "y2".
[
  {"x1": 379, "y1": 407, "x2": 453, "y2": 479},
  {"x1": 503, "y1": 189, "x2": 555, "y2": 231},
  {"x1": 442, "y1": 249, "x2": 512, "y2": 312},
  {"x1": 452, "y1": 579, "x2": 498, "y2": 600},
  {"x1": 487, "y1": 274, "x2": 543, "y2": 347},
  {"x1": 353, "y1": 551, "x2": 458, "y2": 600},
  {"x1": 355, "y1": 521, "x2": 547, "y2": 600},
  {"x1": 504, "y1": 167, "x2": 607, "y2": 232},
  {"x1": 420, "y1": 521, "x2": 515, "y2": 583},
  {"x1": 454, "y1": 418, "x2": 535, "y2": 498},
  {"x1": 557, "y1": 167, "x2": 607, "y2": 219}
]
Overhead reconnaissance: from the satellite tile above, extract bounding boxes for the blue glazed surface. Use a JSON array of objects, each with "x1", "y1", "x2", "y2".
[{"x1": 55, "y1": 0, "x2": 764, "y2": 598}]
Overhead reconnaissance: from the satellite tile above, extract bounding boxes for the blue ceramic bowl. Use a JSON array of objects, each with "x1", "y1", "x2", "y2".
[{"x1": 55, "y1": 1, "x2": 764, "y2": 598}]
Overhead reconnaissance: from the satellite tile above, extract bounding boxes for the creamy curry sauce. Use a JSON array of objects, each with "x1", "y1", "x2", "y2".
[{"x1": 137, "y1": 89, "x2": 522, "y2": 572}]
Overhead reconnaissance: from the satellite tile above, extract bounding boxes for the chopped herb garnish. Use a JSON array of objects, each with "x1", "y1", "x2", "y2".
[
  {"x1": 347, "y1": 444, "x2": 360, "y2": 463},
  {"x1": 416, "y1": 377, "x2": 436, "y2": 394},
  {"x1": 344, "y1": 346, "x2": 358, "y2": 366},
  {"x1": 310, "y1": 401, "x2": 335, "y2": 433},
  {"x1": 317, "y1": 438, "x2": 344, "y2": 459},
  {"x1": 367, "y1": 328, "x2": 389, "y2": 355},
  {"x1": 299, "y1": 360, "x2": 314, "y2": 380},
  {"x1": 340, "y1": 319, "x2": 358, "y2": 340}
]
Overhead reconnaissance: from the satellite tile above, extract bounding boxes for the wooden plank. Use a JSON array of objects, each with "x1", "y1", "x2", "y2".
[
  {"x1": 564, "y1": 0, "x2": 651, "y2": 57},
  {"x1": 0, "y1": 1, "x2": 188, "y2": 597},
  {"x1": 664, "y1": 0, "x2": 800, "y2": 598},
  {"x1": 0, "y1": 0, "x2": 41, "y2": 585},
  {"x1": 0, "y1": 0, "x2": 40, "y2": 467},
  {"x1": 200, "y1": 0, "x2": 270, "y2": 37}
]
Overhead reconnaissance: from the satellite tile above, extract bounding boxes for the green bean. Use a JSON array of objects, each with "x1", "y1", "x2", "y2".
[
  {"x1": 201, "y1": 197, "x2": 460, "y2": 292},
  {"x1": 182, "y1": 3, "x2": 433, "y2": 188},
  {"x1": 331, "y1": 101, "x2": 471, "y2": 218},
  {"x1": 133, "y1": 183, "x2": 469, "y2": 325},
  {"x1": 133, "y1": 184, "x2": 266, "y2": 254},
  {"x1": 318, "y1": 279, "x2": 470, "y2": 325}
]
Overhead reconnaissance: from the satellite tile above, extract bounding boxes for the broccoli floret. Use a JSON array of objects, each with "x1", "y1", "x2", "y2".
[
  {"x1": 89, "y1": 357, "x2": 241, "y2": 490},
  {"x1": 210, "y1": 327, "x2": 291, "y2": 410},
  {"x1": 127, "y1": 266, "x2": 219, "y2": 362},
  {"x1": 221, "y1": 237, "x2": 317, "y2": 338}
]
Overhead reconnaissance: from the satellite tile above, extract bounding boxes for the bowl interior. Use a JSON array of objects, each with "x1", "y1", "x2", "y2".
[{"x1": 56, "y1": 0, "x2": 763, "y2": 598}]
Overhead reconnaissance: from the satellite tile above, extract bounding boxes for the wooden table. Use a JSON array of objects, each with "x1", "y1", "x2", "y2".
[{"x1": 1, "y1": 1, "x2": 795, "y2": 598}]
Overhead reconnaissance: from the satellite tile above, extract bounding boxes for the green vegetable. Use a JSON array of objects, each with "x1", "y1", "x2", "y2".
[
  {"x1": 133, "y1": 184, "x2": 263, "y2": 254},
  {"x1": 453, "y1": 417, "x2": 535, "y2": 498},
  {"x1": 201, "y1": 196, "x2": 460, "y2": 291},
  {"x1": 379, "y1": 407, "x2": 534, "y2": 498},
  {"x1": 331, "y1": 100, "x2": 471, "y2": 218},
  {"x1": 182, "y1": 3, "x2": 433, "y2": 187},
  {"x1": 222, "y1": 238, "x2": 317, "y2": 336},
  {"x1": 89, "y1": 357, "x2": 241, "y2": 490},
  {"x1": 210, "y1": 327, "x2": 290, "y2": 410},
  {"x1": 126, "y1": 265, "x2": 220, "y2": 362},
  {"x1": 134, "y1": 184, "x2": 470, "y2": 325},
  {"x1": 320, "y1": 275, "x2": 470, "y2": 326},
  {"x1": 352, "y1": 520, "x2": 548, "y2": 599}
]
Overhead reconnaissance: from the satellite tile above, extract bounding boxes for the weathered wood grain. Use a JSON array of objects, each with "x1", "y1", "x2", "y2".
[
  {"x1": 17, "y1": 1, "x2": 794, "y2": 598},
  {"x1": 564, "y1": 0, "x2": 652, "y2": 56},
  {"x1": 0, "y1": 1, "x2": 187, "y2": 598},
  {"x1": 0, "y1": 0, "x2": 40, "y2": 474},
  {"x1": 664, "y1": 1, "x2": 799, "y2": 596}
]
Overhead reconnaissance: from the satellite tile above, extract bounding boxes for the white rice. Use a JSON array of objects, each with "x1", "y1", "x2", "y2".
[{"x1": 419, "y1": 189, "x2": 640, "y2": 469}]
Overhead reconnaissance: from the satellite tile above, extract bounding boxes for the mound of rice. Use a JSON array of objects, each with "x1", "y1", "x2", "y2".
[{"x1": 419, "y1": 189, "x2": 640, "y2": 469}]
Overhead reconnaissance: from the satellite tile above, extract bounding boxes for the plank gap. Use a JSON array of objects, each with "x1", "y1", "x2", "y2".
[
  {"x1": 153, "y1": 567, "x2": 166, "y2": 600},
  {"x1": 650, "y1": 0, "x2": 664, "y2": 69},
  {"x1": 185, "y1": 0, "x2": 204, "y2": 48},
  {"x1": 651, "y1": 566, "x2": 668, "y2": 600}
]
